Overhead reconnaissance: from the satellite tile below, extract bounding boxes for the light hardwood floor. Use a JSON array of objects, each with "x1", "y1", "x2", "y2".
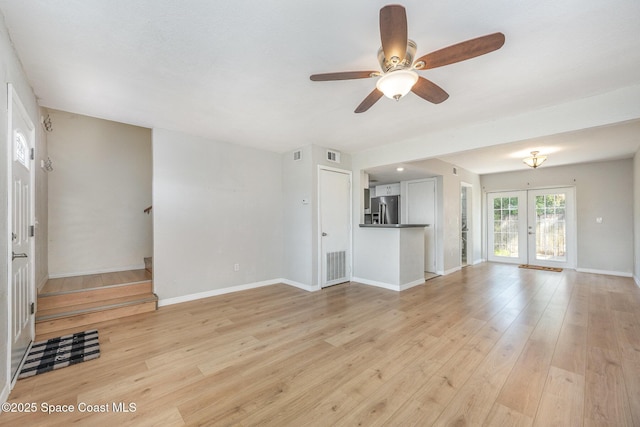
[{"x1": 3, "y1": 263, "x2": 640, "y2": 426}]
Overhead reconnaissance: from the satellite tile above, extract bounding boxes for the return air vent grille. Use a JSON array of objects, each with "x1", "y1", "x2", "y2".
[
  {"x1": 293, "y1": 150, "x2": 302, "y2": 161},
  {"x1": 327, "y1": 150, "x2": 341, "y2": 163},
  {"x1": 326, "y1": 251, "x2": 346, "y2": 282}
]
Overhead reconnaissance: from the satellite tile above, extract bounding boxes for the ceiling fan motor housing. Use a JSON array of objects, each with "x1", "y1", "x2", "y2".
[{"x1": 378, "y1": 39, "x2": 417, "y2": 72}]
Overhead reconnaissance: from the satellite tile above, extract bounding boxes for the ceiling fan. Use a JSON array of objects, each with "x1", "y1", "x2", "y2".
[{"x1": 310, "y1": 4, "x2": 505, "y2": 113}]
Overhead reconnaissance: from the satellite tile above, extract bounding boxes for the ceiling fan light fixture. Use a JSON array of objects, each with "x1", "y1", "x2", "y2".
[
  {"x1": 376, "y1": 69, "x2": 419, "y2": 100},
  {"x1": 523, "y1": 151, "x2": 547, "y2": 169}
]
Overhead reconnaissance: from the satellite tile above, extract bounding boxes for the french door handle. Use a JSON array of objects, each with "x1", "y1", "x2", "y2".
[
  {"x1": 12, "y1": 252, "x2": 28, "y2": 261},
  {"x1": 528, "y1": 232, "x2": 535, "y2": 235},
  {"x1": 322, "y1": 232, "x2": 328, "y2": 236}
]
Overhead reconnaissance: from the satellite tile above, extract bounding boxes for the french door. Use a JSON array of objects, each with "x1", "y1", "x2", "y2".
[{"x1": 487, "y1": 187, "x2": 575, "y2": 269}]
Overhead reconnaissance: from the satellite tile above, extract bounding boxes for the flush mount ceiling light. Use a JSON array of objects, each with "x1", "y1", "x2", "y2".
[
  {"x1": 376, "y1": 70, "x2": 419, "y2": 100},
  {"x1": 523, "y1": 151, "x2": 547, "y2": 169}
]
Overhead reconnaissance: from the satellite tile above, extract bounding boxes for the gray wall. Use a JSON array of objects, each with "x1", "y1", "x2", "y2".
[
  {"x1": 282, "y1": 145, "x2": 351, "y2": 289},
  {"x1": 47, "y1": 110, "x2": 151, "y2": 276},
  {"x1": 282, "y1": 146, "x2": 313, "y2": 287},
  {"x1": 481, "y1": 158, "x2": 634, "y2": 275},
  {"x1": 152, "y1": 128, "x2": 284, "y2": 301},
  {"x1": 1, "y1": 13, "x2": 47, "y2": 400}
]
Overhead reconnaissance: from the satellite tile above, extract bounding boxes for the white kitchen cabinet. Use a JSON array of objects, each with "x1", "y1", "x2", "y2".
[{"x1": 376, "y1": 183, "x2": 401, "y2": 196}]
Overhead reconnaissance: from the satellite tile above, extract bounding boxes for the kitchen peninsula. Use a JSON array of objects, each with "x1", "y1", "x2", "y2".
[{"x1": 354, "y1": 224, "x2": 429, "y2": 291}]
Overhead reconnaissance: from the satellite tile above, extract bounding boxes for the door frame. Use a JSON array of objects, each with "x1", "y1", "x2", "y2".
[
  {"x1": 6, "y1": 83, "x2": 36, "y2": 387},
  {"x1": 460, "y1": 182, "x2": 473, "y2": 267},
  {"x1": 486, "y1": 186, "x2": 577, "y2": 269},
  {"x1": 317, "y1": 165, "x2": 352, "y2": 288}
]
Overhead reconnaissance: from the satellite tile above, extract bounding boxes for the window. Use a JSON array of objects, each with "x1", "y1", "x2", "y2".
[
  {"x1": 493, "y1": 196, "x2": 519, "y2": 257},
  {"x1": 14, "y1": 131, "x2": 29, "y2": 169}
]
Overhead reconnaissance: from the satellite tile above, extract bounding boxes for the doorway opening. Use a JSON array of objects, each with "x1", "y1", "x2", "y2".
[{"x1": 461, "y1": 184, "x2": 472, "y2": 267}]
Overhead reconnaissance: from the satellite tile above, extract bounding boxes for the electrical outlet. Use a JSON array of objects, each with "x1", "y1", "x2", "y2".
[{"x1": 234, "y1": 263, "x2": 240, "y2": 272}]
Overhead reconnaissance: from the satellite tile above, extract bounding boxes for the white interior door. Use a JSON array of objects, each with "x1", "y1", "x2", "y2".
[
  {"x1": 8, "y1": 84, "x2": 35, "y2": 384},
  {"x1": 319, "y1": 167, "x2": 351, "y2": 288},
  {"x1": 487, "y1": 188, "x2": 575, "y2": 269},
  {"x1": 406, "y1": 179, "x2": 436, "y2": 273}
]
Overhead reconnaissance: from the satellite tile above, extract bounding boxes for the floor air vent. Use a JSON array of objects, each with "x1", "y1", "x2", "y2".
[{"x1": 326, "y1": 251, "x2": 346, "y2": 282}]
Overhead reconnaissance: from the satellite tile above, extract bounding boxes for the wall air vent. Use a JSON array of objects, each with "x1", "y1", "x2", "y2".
[
  {"x1": 453, "y1": 167, "x2": 458, "y2": 175},
  {"x1": 327, "y1": 150, "x2": 341, "y2": 163},
  {"x1": 293, "y1": 150, "x2": 302, "y2": 161}
]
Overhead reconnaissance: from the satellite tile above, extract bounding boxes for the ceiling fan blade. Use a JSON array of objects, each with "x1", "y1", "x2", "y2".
[
  {"x1": 355, "y1": 89, "x2": 383, "y2": 113},
  {"x1": 310, "y1": 71, "x2": 379, "y2": 81},
  {"x1": 379, "y1": 5, "x2": 408, "y2": 65},
  {"x1": 415, "y1": 32, "x2": 505, "y2": 70},
  {"x1": 411, "y1": 77, "x2": 449, "y2": 104}
]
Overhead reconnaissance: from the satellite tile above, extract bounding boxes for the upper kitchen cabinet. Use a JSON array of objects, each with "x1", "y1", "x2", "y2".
[{"x1": 376, "y1": 183, "x2": 401, "y2": 196}]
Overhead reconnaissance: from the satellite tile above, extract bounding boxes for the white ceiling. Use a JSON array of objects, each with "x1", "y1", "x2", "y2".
[
  {"x1": 366, "y1": 119, "x2": 640, "y2": 183},
  {"x1": 1, "y1": 0, "x2": 639, "y2": 173},
  {"x1": 438, "y1": 119, "x2": 640, "y2": 175}
]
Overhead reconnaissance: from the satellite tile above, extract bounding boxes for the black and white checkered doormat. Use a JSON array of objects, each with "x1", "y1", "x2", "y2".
[{"x1": 18, "y1": 330, "x2": 100, "y2": 379}]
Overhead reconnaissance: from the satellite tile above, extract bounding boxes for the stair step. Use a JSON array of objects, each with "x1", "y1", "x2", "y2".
[
  {"x1": 35, "y1": 294, "x2": 158, "y2": 336},
  {"x1": 38, "y1": 280, "x2": 153, "y2": 311},
  {"x1": 37, "y1": 293, "x2": 157, "y2": 320}
]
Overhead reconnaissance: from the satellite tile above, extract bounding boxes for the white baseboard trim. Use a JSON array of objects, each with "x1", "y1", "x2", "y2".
[
  {"x1": 49, "y1": 264, "x2": 146, "y2": 279},
  {"x1": 576, "y1": 268, "x2": 633, "y2": 278},
  {"x1": 157, "y1": 273, "x2": 427, "y2": 308},
  {"x1": 351, "y1": 276, "x2": 425, "y2": 292},
  {"x1": 158, "y1": 279, "x2": 282, "y2": 307},
  {"x1": 443, "y1": 266, "x2": 462, "y2": 276},
  {"x1": 472, "y1": 259, "x2": 486, "y2": 266},
  {"x1": 399, "y1": 278, "x2": 427, "y2": 291},
  {"x1": 1, "y1": 381, "x2": 9, "y2": 405},
  {"x1": 634, "y1": 275, "x2": 640, "y2": 288},
  {"x1": 157, "y1": 278, "x2": 321, "y2": 307},
  {"x1": 37, "y1": 274, "x2": 48, "y2": 292},
  {"x1": 352, "y1": 277, "x2": 399, "y2": 291},
  {"x1": 281, "y1": 279, "x2": 320, "y2": 292}
]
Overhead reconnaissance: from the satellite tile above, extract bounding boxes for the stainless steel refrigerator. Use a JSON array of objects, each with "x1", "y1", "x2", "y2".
[{"x1": 371, "y1": 195, "x2": 400, "y2": 224}]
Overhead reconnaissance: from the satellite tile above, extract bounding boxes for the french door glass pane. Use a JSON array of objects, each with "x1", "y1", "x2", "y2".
[
  {"x1": 534, "y1": 193, "x2": 566, "y2": 262},
  {"x1": 493, "y1": 196, "x2": 519, "y2": 258}
]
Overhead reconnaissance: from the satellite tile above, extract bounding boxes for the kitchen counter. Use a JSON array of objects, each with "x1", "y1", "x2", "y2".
[
  {"x1": 352, "y1": 225, "x2": 427, "y2": 291},
  {"x1": 359, "y1": 224, "x2": 429, "y2": 228}
]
